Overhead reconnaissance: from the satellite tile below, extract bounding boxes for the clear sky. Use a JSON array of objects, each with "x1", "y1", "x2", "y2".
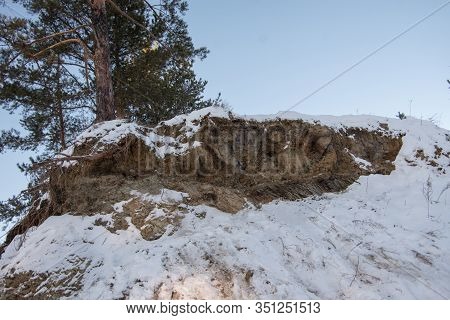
[
  {"x1": 184, "y1": 0, "x2": 449, "y2": 121},
  {"x1": 1, "y1": 0, "x2": 449, "y2": 201}
]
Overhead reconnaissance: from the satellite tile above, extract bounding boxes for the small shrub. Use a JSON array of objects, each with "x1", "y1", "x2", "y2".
[{"x1": 396, "y1": 112, "x2": 407, "y2": 120}]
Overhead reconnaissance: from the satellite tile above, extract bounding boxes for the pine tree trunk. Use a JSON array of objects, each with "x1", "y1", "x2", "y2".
[
  {"x1": 112, "y1": 44, "x2": 125, "y2": 118},
  {"x1": 55, "y1": 56, "x2": 66, "y2": 150},
  {"x1": 90, "y1": 0, "x2": 116, "y2": 122}
]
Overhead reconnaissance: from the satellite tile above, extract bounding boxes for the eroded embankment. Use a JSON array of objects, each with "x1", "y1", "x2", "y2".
[{"x1": 2, "y1": 115, "x2": 402, "y2": 253}]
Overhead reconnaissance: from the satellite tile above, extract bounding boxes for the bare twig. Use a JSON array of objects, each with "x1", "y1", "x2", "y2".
[
  {"x1": 350, "y1": 255, "x2": 360, "y2": 287},
  {"x1": 435, "y1": 182, "x2": 450, "y2": 202},
  {"x1": 278, "y1": 236, "x2": 287, "y2": 256},
  {"x1": 347, "y1": 241, "x2": 363, "y2": 258},
  {"x1": 143, "y1": 0, "x2": 162, "y2": 20},
  {"x1": 32, "y1": 151, "x2": 113, "y2": 169},
  {"x1": 325, "y1": 238, "x2": 336, "y2": 249}
]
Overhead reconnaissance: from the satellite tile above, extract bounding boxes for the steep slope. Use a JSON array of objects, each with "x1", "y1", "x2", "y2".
[{"x1": 0, "y1": 107, "x2": 449, "y2": 299}]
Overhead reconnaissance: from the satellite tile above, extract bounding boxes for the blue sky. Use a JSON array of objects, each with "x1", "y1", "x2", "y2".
[
  {"x1": 1, "y1": 0, "x2": 449, "y2": 201},
  {"x1": 185, "y1": 0, "x2": 449, "y2": 120}
]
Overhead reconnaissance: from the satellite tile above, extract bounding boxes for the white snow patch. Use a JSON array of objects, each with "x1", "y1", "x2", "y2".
[
  {"x1": 112, "y1": 199, "x2": 133, "y2": 213},
  {"x1": 191, "y1": 141, "x2": 202, "y2": 148},
  {"x1": 130, "y1": 188, "x2": 188, "y2": 204},
  {"x1": 146, "y1": 207, "x2": 166, "y2": 220},
  {"x1": 347, "y1": 150, "x2": 372, "y2": 170}
]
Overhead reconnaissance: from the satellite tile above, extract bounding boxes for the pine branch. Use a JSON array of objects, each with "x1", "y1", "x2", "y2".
[
  {"x1": 114, "y1": 75, "x2": 153, "y2": 104},
  {"x1": 143, "y1": 0, "x2": 162, "y2": 20},
  {"x1": 28, "y1": 24, "x2": 91, "y2": 46},
  {"x1": 106, "y1": 0, "x2": 147, "y2": 29},
  {"x1": 57, "y1": 61, "x2": 94, "y2": 72},
  {"x1": 105, "y1": 0, "x2": 161, "y2": 45},
  {"x1": 60, "y1": 105, "x2": 94, "y2": 111},
  {"x1": 30, "y1": 38, "x2": 90, "y2": 59},
  {"x1": 30, "y1": 38, "x2": 92, "y2": 89},
  {"x1": 59, "y1": 64, "x2": 96, "y2": 108},
  {"x1": 1, "y1": 51, "x2": 21, "y2": 70}
]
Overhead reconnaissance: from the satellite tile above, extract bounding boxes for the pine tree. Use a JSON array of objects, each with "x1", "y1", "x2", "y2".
[
  {"x1": 108, "y1": 0, "x2": 149, "y2": 118},
  {"x1": 112, "y1": 0, "x2": 213, "y2": 125},
  {"x1": 1, "y1": 0, "x2": 213, "y2": 154},
  {"x1": 16, "y1": 0, "x2": 116, "y2": 121},
  {"x1": 1, "y1": 0, "x2": 213, "y2": 163},
  {"x1": 0, "y1": 39, "x2": 93, "y2": 155},
  {"x1": 0, "y1": 0, "x2": 214, "y2": 222},
  {"x1": 2, "y1": 0, "x2": 212, "y2": 127},
  {"x1": 0, "y1": 15, "x2": 93, "y2": 221}
]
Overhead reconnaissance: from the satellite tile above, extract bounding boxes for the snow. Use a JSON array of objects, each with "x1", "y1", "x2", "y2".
[
  {"x1": 130, "y1": 189, "x2": 188, "y2": 204},
  {"x1": 162, "y1": 106, "x2": 230, "y2": 127},
  {"x1": 1, "y1": 108, "x2": 449, "y2": 299},
  {"x1": 112, "y1": 199, "x2": 133, "y2": 213},
  {"x1": 347, "y1": 150, "x2": 372, "y2": 170},
  {"x1": 2, "y1": 161, "x2": 449, "y2": 298},
  {"x1": 2, "y1": 167, "x2": 449, "y2": 298},
  {"x1": 146, "y1": 207, "x2": 167, "y2": 219},
  {"x1": 35, "y1": 192, "x2": 50, "y2": 210},
  {"x1": 191, "y1": 141, "x2": 202, "y2": 148},
  {"x1": 0, "y1": 217, "x2": 20, "y2": 244}
]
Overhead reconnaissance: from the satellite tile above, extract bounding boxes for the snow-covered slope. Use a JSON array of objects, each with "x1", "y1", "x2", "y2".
[{"x1": 1, "y1": 108, "x2": 449, "y2": 299}]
